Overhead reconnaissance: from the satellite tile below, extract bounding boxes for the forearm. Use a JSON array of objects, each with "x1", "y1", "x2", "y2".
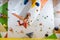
[{"x1": 12, "y1": 13, "x2": 24, "y2": 20}]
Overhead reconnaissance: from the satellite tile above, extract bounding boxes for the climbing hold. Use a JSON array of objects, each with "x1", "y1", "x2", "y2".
[
  {"x1": 36, "y1": 9, "x2": 38, "y2": 12},
  {"x1": 24, "y1": 0, "x2": 29, "y2": 5},
  {"x1": 54, "y1": 26, "x2": 59, "y2": 31},
  {"x1": 39, "y1": 14, "x2": 40, "y2": 15},
  {"x1": 47, "y1": 16, "x2": 48, "y2": 17},
  {"x1": 4, "y1": 33, "x2": 8, "y2": 38},
  {"x1": 40, "y1": 29, "x2": 42, "y2": 31},
  {"x1": 9, "y1": 27, "x2": 13, "y2": 32},
  {"x1": 35, "y1": 2, "x2": 40, "y2": 7},
  {"x1": 45, "y1": 34, "x2": 48, "y2": 37},
  {"x1": 49, "y1": 27, "x2": 51, "y2": 29},
  {"x1": 40, "y1": 0, "x2": 48, "y2": 10},
  {"x1": 20, "y1": 30, "x2": 24, "y2": 33},
  {"x1": 44, "y1": 17, "x2": 46, "y2": 19},
  {"x1": 26, "y1": 32, "x2": 33, "y2": 38},
  {"x1": 31, "y1": 0, "x2": 36, "y2": 8},
  {"x1": 37, "y1": 19, "x2": 39, "y2": 21},
  {"x1": 39, "y1": 23, "x2": 42, "y2": 26}
]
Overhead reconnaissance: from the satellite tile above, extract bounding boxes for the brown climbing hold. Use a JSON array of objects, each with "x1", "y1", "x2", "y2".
[
  {"x1": 4, "y1": 33, "x2": 8, "y2": 38},
  {"x1": 9, "y1": 27, "x2": 13, "y2": 32},
  {"x1": 54, "y1": 29, "x2": 60, "y2": 34},
  {"x1": 20, "y1": 30, "x2": 24, "y2": 33},
  {"x1": 39, "y1": 23, "x2": 42, "y2": 26}
]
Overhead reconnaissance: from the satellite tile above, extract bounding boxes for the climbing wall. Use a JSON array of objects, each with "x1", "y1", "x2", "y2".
[
  {"x1": 0, "y1": 0, "x2": 59, "y2": 38},
  {"x1": 8, "y1": 0, "x2": 55, "y2": 38}
]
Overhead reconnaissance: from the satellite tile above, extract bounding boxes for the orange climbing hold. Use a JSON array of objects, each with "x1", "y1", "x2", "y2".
[{"x1": 40, "y1": 0, "x2": 48, "y2": 10}]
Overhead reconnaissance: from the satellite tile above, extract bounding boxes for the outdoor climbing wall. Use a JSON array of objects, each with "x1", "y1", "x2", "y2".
[
  {"x1": 8, "y1": 0, "x2": 55, "y2": 38},
  {"x1": 0, "y1": 0, "x2": 59, "y2": 38}
]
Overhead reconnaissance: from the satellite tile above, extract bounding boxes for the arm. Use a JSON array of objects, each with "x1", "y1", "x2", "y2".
[{"x1": 12, "y1": 13, "x2": 24, "y2": 20}]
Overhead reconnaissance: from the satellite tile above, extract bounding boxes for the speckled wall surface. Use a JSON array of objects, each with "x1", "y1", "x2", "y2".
[{"x1": 0, "y1": 0, "x2": 60, "y2": 38}]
